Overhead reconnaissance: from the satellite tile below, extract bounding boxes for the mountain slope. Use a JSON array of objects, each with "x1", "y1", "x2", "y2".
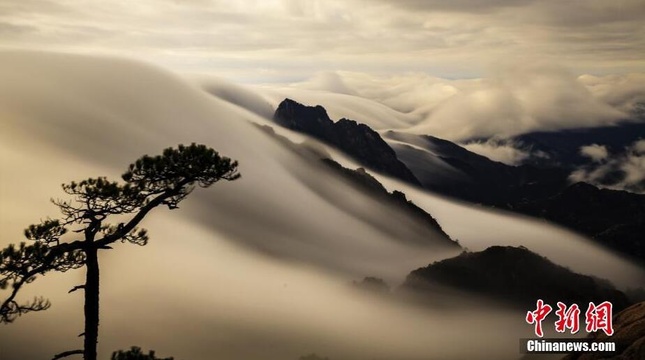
[
  {"x1": 320, "y1": 158, "x2": 455, "y2": 245},
  {"x1": 515, "y1": 182, "x2": 645, "y2": 262},
  {"x1": 381, "y1": 131, "x2": 645, "y2": 262},
  {"x1": 385, "y1": 131, "x2": 570, "y2": 206},
  {"x1": 402, "y1": 246, "x2": 630, "y2": 311}
]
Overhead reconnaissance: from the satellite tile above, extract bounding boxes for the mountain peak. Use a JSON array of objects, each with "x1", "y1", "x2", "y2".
[
  {"x1": 274, "y1": 98, "x2": 334, "y2": 137},
  {"x1": 276, "y1": 98, "x2": 329, "y2": 119},
  {"x1": 403, "y1": 245, "x2": 630, "y2": 310},
  {"x1": 273, "y1": 99, "x2": 420, "y2": 185}
]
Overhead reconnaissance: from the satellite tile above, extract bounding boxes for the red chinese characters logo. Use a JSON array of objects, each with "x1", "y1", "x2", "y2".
[
  {"x1": 585, "y1": 301, "x2": 614, "y2": 336},
  {"x1": 526, "y1": 299, "x2": 552, "y2": 337},
  {"x1": 526, "y1": 300, "x2": 613, "y2": 337},
  {"x1": 555, "y1": 302, "x2": 580, "y2": 334}
]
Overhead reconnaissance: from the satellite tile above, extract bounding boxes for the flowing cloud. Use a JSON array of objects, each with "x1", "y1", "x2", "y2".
[
  {"x1": 278, "y1": 63, "x2": 644, "y2": 141},
  {"x1": 462, "y1": 139, "x2": 530, "y2": 165},
  {"x1": 198, "y1": 75, "x2": 275, "y2": 118},
  {"x1": 393, "y1": 62, "x2": 630, "y2": 140}
]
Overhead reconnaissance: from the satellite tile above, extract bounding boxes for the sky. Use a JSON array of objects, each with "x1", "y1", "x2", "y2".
[{"x1": 1, "y1": 0, "x2": 644, "y2": 83}]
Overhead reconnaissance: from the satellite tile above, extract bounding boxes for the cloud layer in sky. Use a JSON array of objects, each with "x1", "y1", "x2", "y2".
[{"x1": 0, "y1": 0, "x2": 644, "y2": 81}]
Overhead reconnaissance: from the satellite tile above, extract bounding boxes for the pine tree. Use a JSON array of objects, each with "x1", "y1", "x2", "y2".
[{"x1": 0, "y1": 144, "x2": 240, "y2": 360}]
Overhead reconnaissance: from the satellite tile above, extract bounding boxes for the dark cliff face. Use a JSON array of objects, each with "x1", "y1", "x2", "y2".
[
  {"x1": 402, "y1": 246, "x2": 630, "y2": 311},
  {"x1": 274, "y1": 99, "x2": 337, "y2": 141},
  {"x1": 273, "y1": 99, "x2": 420, "y2": 185}
]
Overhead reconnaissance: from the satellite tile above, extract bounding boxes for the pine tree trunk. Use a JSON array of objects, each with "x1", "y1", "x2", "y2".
[{"x1": 84, "y1": 246, "x2": 100, "y2": 360}]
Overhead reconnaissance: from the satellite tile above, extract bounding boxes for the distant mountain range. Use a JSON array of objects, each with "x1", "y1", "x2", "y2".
[
  {"x1": 474, "y1": 121, "x2": 645, "y2": 168},
  {"x1": 384, "y1": 131, "x2": 570, "y2": 206},
  {"x1": 271, "y1": 98, "x2": 645, "y2": 263}
]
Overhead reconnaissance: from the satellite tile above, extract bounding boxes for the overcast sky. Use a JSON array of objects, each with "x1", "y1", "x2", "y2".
[{"x1": 0, "y1": 0, "x2": 644, "y2": 82}]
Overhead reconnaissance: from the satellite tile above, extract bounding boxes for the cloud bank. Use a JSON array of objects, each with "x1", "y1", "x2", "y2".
[{"x1": 271, "y1": 63, "x2": 645, "y2": 142}]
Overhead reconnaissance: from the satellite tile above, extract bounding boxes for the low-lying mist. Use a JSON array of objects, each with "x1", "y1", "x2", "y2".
[{"x1": 1, "y1": 51, "x2": 642, "y2": 360}]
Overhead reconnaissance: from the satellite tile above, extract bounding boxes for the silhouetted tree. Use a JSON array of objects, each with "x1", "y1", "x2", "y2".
[
  {"x1": 0, "y1": 144, "x2": 240, "y2": 360},
  {"x1": 111, "y1": 346, "x2": 174, "y2": 360}
]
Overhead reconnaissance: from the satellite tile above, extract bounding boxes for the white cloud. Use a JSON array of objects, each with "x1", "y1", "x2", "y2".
[
  {"x1": 633, "y1": 139, "x2": 645, "y2": 154},
  {"x1": 462, "y1": 139, "x2": 530, "y2": 165},
  {"x1": 409, "y1": 62, "x2": 630, "y2": 140},
  {"x1": 580, "y1": 144, "x2": 609, "y2": 163},
  {"x1": 292, "y1": 71, "x2": 358, "y2": 96},
  {"x1": 570, "y1": 140, "x2": 645, "y2": 193}
]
